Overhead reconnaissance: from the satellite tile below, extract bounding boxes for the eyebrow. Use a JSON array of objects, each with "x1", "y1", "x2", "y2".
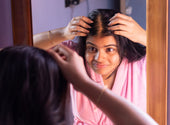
[
  {"x1": 86, "y1": 42, "x2": 97, "y2": 47},
  {"x1": 104, "y1": 44, "x2": 117, "y2": 47},
  {"x1": 86, "y1": 42, "x2": 117, "y2": 47}
]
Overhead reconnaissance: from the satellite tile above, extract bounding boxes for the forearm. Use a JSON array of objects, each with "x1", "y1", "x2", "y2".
[
  {"x1": 77, "y1": 79, "x2": 157, "y2": 125},
  {"x1": 33, "y1": 27, "x2": 68, "y2": 50}
]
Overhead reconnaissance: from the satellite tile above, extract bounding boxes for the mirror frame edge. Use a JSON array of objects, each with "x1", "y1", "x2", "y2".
[
  {"x1": 146, "y1": 0, "x2": 168, "y2": 125},
  {"x1": 11, "y1": 0, "x2": 33, "y2": 46}
]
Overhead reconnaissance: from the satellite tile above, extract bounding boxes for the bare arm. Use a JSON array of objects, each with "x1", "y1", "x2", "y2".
[
  {"x1": 78, "y1": 78, "x2": 157, "y2": 125},
  {"x1": 33, "y1": 16, "x2": 93, "y2": 50},
  {"x1": 33, "y1": 27, "x2": 66, "y2": 50},
  {"x1": 48, "y1": 45, "x2": 157, "y2": 125}
]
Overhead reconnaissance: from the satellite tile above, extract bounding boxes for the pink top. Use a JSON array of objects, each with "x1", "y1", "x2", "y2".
[{"x1": 63, "y1": 41, "x2": 146, "y2": 125}]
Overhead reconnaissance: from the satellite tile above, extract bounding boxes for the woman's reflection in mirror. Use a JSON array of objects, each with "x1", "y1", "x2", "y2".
[{"x1": 33, "y1": 9, "x2": 146, "y2": 125}]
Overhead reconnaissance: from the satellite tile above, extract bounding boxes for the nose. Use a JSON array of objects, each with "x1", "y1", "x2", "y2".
[{"x1": 94, "y1": 51, "x2": 105, "y2": 62}]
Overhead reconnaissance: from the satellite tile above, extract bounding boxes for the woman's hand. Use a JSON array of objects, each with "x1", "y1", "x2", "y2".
[
  {"x1": 48, "y1": 45, "x2": 91, "y2": 90},
  {"x1": 63, "y1": 16, "x2": 93, "y2": 40},
  {"x1": 108, "y1": 13, "x2": 146, "y2": 46}
]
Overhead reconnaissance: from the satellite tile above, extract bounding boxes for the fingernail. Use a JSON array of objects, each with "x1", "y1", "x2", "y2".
[
  {"x1": 53, "y1": 45, "x2": 60, "y2": 52},
  {"x1": 90, "y1": 20, "x2": 93, "y2": 23},
  {"x1": 108, "y1": 22, "x2": 111, "y2": 26},
  {"x1": 109, "y1": 14, "x2": 117, "y2": 21},
  {"x1": 109, "y1": 17, "x2": 114, "y2": 21}
]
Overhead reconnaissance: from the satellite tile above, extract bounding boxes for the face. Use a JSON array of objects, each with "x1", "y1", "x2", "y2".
[{"x1": 85, "y1": 35, "x2": 121, "y2": 78}]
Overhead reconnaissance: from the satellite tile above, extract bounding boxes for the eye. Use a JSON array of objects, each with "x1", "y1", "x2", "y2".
[
  {"x1": 86, "y1": 46, "x2": 97, "y2": 53},
  {"x1": 106, "y1": 48, "x2": 116, "y2": 52}
]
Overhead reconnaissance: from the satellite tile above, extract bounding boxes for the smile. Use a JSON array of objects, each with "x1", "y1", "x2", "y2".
[{"x1": 92, "y1": 63, "x2": 108, "y2": 69}]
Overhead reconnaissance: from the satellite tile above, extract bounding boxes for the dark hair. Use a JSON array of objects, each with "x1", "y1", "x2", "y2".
[
  {"x1": 0, "y1": 46, "x2": 67, "y2": 125},
  {"x1": 77, "y1": 9, "x2": 146, "y2": 62}
]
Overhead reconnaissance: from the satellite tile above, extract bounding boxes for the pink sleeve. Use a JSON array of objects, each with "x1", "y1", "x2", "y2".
[{"x1": 62, "y1": 40, "x2": 77, "y2": 50}]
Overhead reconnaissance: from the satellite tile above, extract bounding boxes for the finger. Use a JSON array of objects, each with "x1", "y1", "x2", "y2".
[
  {"x1": 58, "y1": 45, "x2": 80, "y2": 61},
  {"x1": 81, "y1": 16, "x2": 93, "y2": 24},
  {"x1": 72, "y1": 16, "x2": 93, "y2": 28},
  {"x1": 71, "y1": 32, "x2": 88, "y2": 37},
  {"x1": 57, "y1": 44, "x2": 75, "y2": 57},
  {"x1": 108, "y1": 24, "x2": 127, "y2": 31},
  {"x1": 52, "y1": 45, "x2": 63, "y2": 55},
  {"x1": 108, "y1": 18, "x2": 129, "y2": 26},
  {"x1": 79, "y1": 19, "x2": 92, "y2": 28},
  {"x1": 110, "y1": 13, "x2": 133, "y2": 21},
  {"x1": 70, "y1": 25, "x2": 89, "y2": 33},
  {"x1": 113, "y1": 30, "x2": 129, "y2": 38},
  {"x1": 72, "y1": 19, "x2": 92, "y2": 29},
  {"x1": 48, "y1": 49, "x2": 66, "y2": 66},
  {"x1": 51, "y1": 45, "x2": 70, "y2": 59},
  {"x1": 52, "y1": 45, "x2": 59, "y2": 51}
]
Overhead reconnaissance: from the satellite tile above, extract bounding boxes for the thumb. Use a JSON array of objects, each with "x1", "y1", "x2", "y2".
[{"x1": 48, "y1": 49, "x2": 66, "y2": 67}]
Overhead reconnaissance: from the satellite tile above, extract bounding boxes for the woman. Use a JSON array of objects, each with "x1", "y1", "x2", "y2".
[
  {"x1": 71, "y1": 9, "x2": 146, "y2": 125},
  {"x1": 34, "y1": 9, "x2": 146, "y2": 125},
  {"x1": 0, "y1": 45, "x2": 157, "y2": 125},
  {"x1": 0, "y1": 46, "x2": 69, "y2": 125}
]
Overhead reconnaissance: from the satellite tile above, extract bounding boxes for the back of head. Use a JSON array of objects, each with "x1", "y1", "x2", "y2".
[
  {"x1": 0, "y1": 46, "x2": 67, "y2": 125},
  {"x1": 77, "y1": 9, "x2": 146, "y2": 62}
]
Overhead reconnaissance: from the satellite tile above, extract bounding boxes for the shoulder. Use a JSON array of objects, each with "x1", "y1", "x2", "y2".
[
  {"x1": 130, "y1": 56, "x2": 146, "y2": 73},
  {"x1": 134, "y1": 56, "x2": 146, "y2": 67},
  {"x1": 120, "y1": 56, "x2": 146, "y2": 72},
  {"x1": 125, "y1": 56, "x2": 146, "y2": 67}
]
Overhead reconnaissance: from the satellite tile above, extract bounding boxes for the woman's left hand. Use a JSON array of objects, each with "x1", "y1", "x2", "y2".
[{"x1": 108, "y1": 13, "x2": 146, "y2": 46}]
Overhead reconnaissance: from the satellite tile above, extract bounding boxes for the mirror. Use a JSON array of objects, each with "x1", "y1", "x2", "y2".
[
  {"x1": 32, "y1": 0, "x2": 168, "y2": 125},
  {"x1": 10, "y1": 0, "x2": 168, "y2": 124}
]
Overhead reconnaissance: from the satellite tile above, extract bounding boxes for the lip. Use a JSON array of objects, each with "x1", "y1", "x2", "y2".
[{"x1": 92, "y1": 63, "x2": 108, "y2": 69}]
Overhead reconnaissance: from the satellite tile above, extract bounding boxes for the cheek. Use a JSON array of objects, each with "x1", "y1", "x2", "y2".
[
  {"x1": 85, "y1": 53, "x2": 93, "y2": 64},
  {"x1": 110, "y1": 54, "x2": 121, "y2": 65}
]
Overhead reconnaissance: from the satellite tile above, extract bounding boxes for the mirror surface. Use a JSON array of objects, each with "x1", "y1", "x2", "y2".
[{"x1": 31, "y1": 0, "x2": 147, "y2": 124}]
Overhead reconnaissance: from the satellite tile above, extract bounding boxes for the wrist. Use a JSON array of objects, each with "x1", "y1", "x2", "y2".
[
  {"x1": 72, "y1": 77, "x2": 94, "y2": 92},
  {"x1": 58, "y1": 27, "x2": 67, "y2": 40},
  {"x1": 138, "y1": 33, "x2": 147, "y2": 46},
  {"x1": 63, "y1": 27, "x2": 71, "y2": 40}
]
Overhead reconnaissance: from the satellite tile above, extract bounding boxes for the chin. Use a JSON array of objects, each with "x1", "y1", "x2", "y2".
[{"x1": 93, "y1": 69, "x2": 106, "y2": 76}]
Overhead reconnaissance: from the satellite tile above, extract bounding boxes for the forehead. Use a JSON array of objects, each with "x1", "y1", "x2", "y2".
[{"x1": 86, "y1": 35, "x2": 117, "y2": 47}]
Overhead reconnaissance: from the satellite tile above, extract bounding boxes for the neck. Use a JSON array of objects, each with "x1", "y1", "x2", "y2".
[{"x1": 102, "y1": 71, "x2": 117, "y2": 89}]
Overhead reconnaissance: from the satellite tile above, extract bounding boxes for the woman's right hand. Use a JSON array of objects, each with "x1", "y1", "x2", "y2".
[
  {"x1": 48, "y1": 44, "x2": 91, "y2": 91},
  {"x1": 63, "y1": 16, "x2": 93, "y2": 40}
]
